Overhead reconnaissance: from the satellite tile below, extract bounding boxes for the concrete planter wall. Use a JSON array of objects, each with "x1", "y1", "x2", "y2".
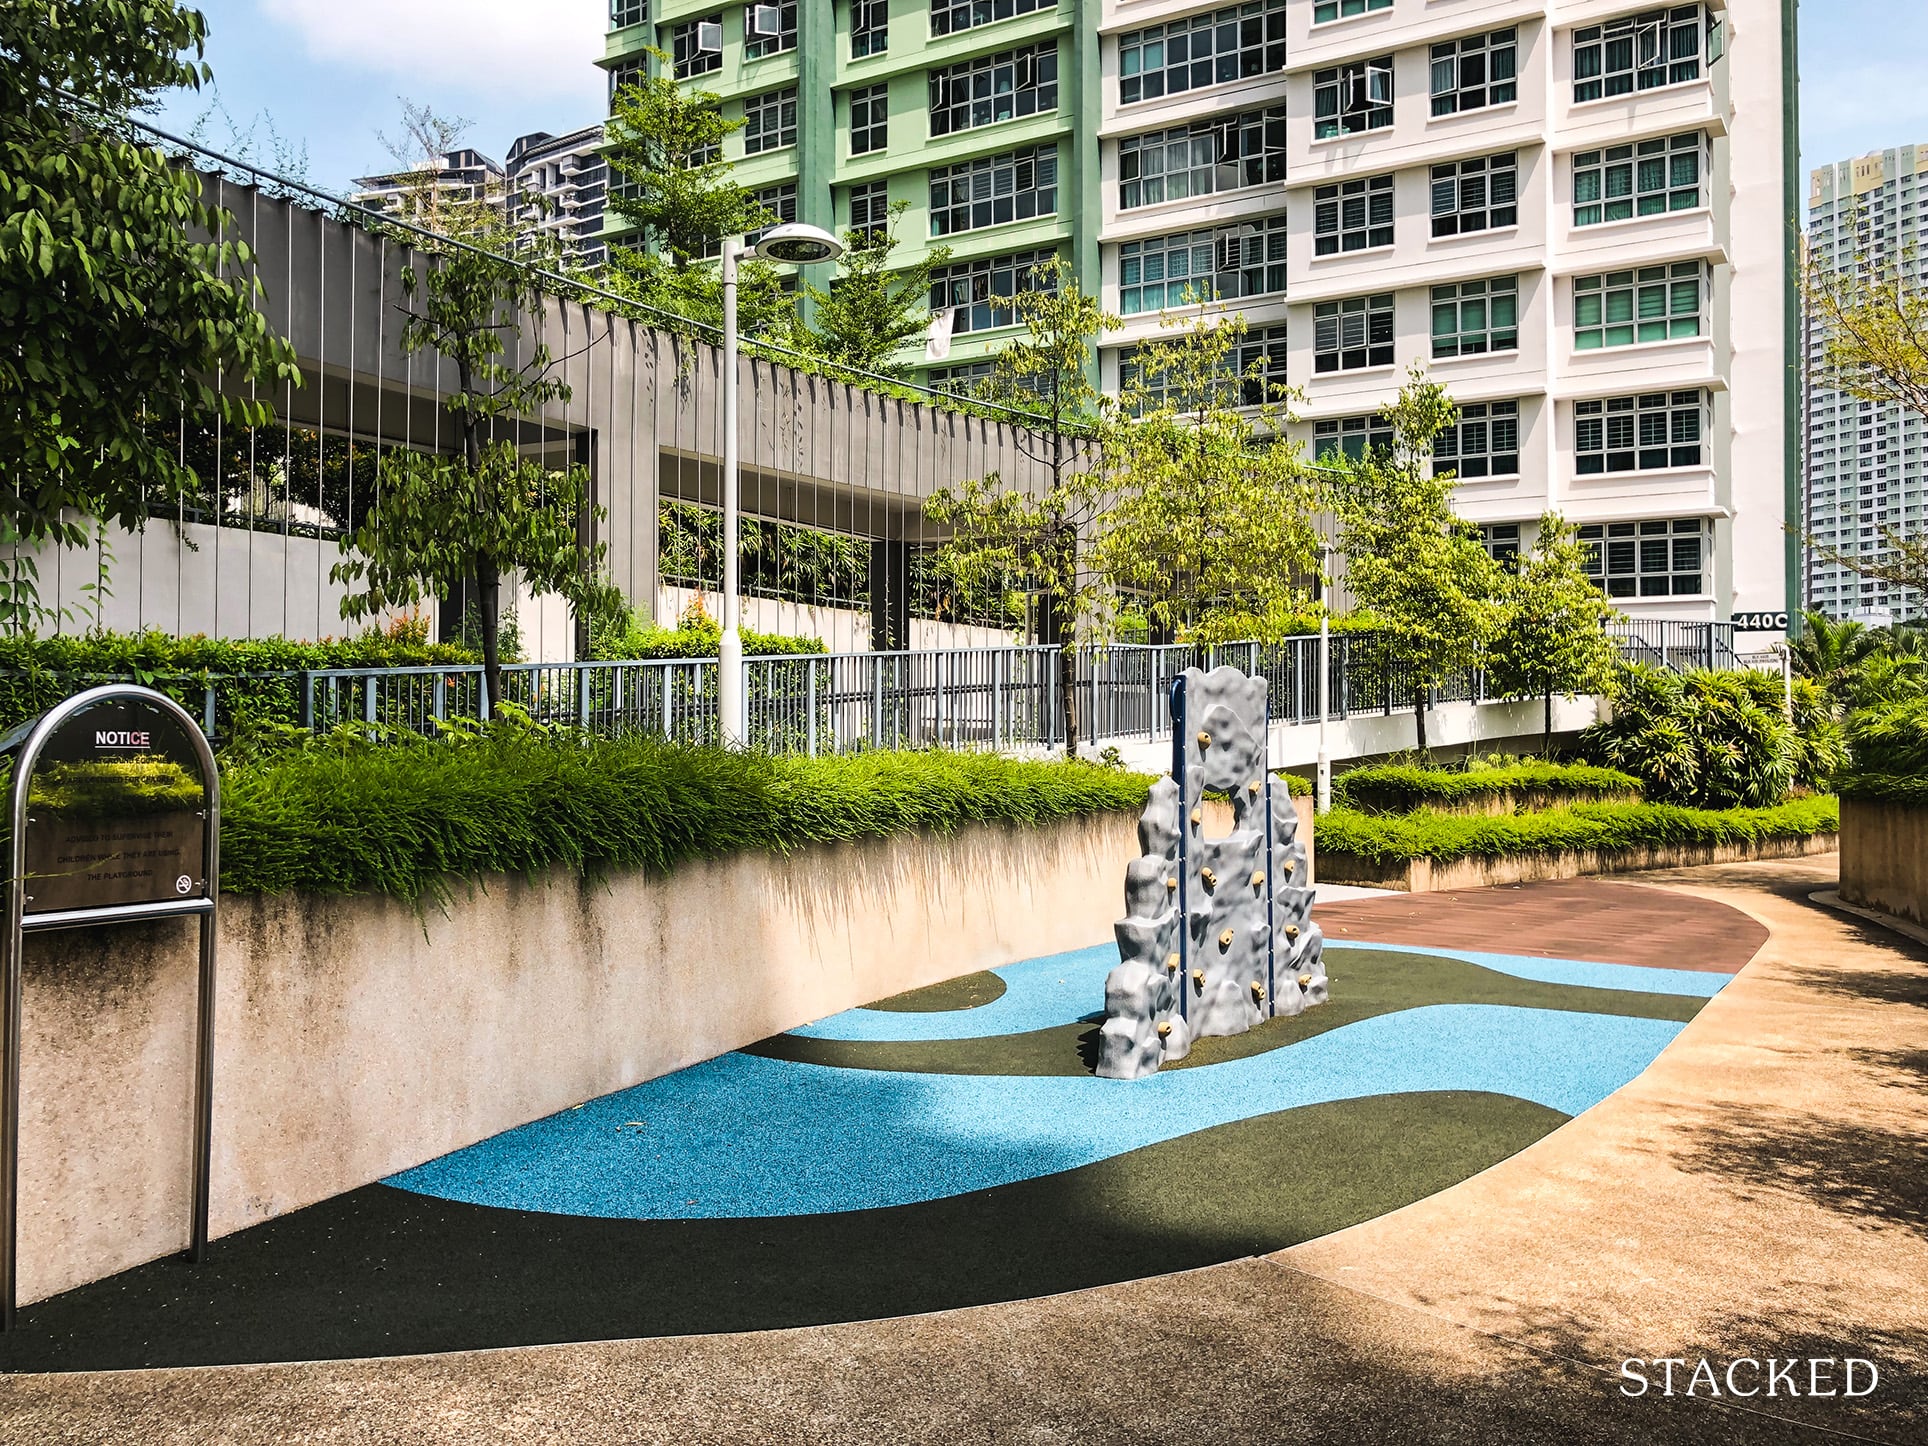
[
  {"x1": 1318, "y1": 832, "x2": 1838, "y2": 893},
  {"x1": 1840, "y1": 799, "x2": 1928, "y2": 925},
  {"x1": 15, "y1": 810, "x2": 1152, "y2": 1307}
]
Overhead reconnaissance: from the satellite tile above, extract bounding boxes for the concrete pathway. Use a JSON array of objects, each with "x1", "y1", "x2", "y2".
[{"x1": 2, "y1": 856, "x2": 1920, "y2": 1445}]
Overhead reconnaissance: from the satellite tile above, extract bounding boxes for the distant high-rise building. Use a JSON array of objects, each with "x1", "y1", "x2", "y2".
[
  {"x1": 597, "y1": 0, "x2": 1797, "y2": 622},
  {"x1": 506, "y1": 126, "x2": 610, "y2": 267},
  {"x1": 350, "y1": 147, "x2": 506, "y2": 222},
  {"x1": 1805, "y1": 144, "x2": 1928, "y2": 621}
]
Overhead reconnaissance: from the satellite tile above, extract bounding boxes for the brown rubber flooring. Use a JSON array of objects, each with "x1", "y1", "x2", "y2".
[
  {"x1": 1316, "y1": 877, "x2": 1768, "y2": 972},
  {"x1": 4, "y1": 860, "x2": 1920, "y2": 1445}
]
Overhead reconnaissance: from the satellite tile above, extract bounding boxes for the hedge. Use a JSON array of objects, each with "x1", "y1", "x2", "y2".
[
  {"x1": 215, "y1": 736, "x2": 1154, "y2": 900},
  {"x1": 1313, "y1": 796, "x2": 1840, "y2": 865},
  {"x1": 1837, "y1": 773, "x2": 1928, "y2": 809},
  {"x1": 590, "y1": 612, "x2": 826, "y2": 660},
  {"x1": 1332, "y1": 761, "x2": 1641, "y2": 815}
]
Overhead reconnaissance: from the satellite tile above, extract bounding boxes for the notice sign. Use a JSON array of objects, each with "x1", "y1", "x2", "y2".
[{"x1": 12, "y1": 697, "x2": 211, "y2": 914}]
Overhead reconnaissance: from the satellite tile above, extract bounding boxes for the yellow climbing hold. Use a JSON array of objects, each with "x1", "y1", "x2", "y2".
[
  {"x1": 1166, "y1": 952, "x2": 1181, "y2": 972},
  {"x1": 1218, "y1": 928, "x2": 1235, "y2": 948},
  {"x1": 1249, "y1": 870, "x2": 1266, "y2": 888},
  {"x1": 1196, "y1": 730, "x2": 1211, "y2": 747},
  {"x1": 1201, "y1": 867, "x2": 1218, "y2": 888},
  {"x1": 1157, "y1": 1020, "x2": 1174, "y2": 1039},
  {"x1": 1298, "y1": 973, "x2": 1313, "y2": 988}
]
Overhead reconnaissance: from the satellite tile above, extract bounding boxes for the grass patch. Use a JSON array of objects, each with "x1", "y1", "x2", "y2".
[
  {"x1": 216, "y1": 738, "x2": 1153, "y2": 900},
  {"x1": 1332, "y1": 760, "x2": 1641, "y2": 815},
  {"x1": 1315, "y1": 796, "x2": 1839, "y2": 864}
]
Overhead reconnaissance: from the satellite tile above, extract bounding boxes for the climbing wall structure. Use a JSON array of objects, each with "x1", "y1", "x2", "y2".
[{"x1": 1096, "y1": 666, "x2": 1328, "y2": 1081}]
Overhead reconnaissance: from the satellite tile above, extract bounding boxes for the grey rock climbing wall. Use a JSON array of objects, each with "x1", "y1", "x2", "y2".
[{"x1": 1097, "y1": 666, "x2": 1327, "y2": 1080}]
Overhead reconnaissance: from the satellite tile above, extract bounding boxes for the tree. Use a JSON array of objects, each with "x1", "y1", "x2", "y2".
[
  {"x1": 1, "y1": 0, "x2": 299, "y2": 627},
  {"x1": 1095, "y1": 308, "x2": 1319, "y2": 645},
  {"x1": 331, "y1": 195, "x2": 624, "y2": 707},
  {"x1": 1804, "y1": 218, "x2": 1928, "y2": 596},
  {"x1": 1487, "y1": 512, "x2": 1620, "y2": 753},
  {"x1": 601, "y1": 50, "x2": 791, "y2": 339},
  {"x1": 1328, "y1": 372, "x2": 1504, "y2": 753},
  {"x1": 924, "y1": 259, "x2": 1114, "y2": 756},
  {"x1": 796, "y1": 203, "x2": 949, "y2": 377}
]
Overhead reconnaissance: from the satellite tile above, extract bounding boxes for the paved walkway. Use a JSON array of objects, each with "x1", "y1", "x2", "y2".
[{"x1": 2, "y1": 857, "x2": 1921, "y2": 1445}]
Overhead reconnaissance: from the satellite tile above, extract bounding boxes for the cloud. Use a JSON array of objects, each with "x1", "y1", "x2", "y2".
[{"x1": 260, "y1": 0, "x2": 607, "y2": 97}]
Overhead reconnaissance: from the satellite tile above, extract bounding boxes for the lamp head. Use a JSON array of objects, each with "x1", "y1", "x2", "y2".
[{"x1": 752, "y1": 223, "x2": 844, "y2": 265}]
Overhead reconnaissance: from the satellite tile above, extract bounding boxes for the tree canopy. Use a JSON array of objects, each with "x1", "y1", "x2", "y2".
[
  {"x1": 1487, "y1": 512, "x2": 1620, "y2": 751},
  {"x1": 1329, "y1": 373, "x2": 1505, "y2": 752},
  {"x1": 2, "y1": 0, "x2": 300, "y2": 626},
  {"x1": 796, "y1": 203, "x2": 949, "y2": 378}
]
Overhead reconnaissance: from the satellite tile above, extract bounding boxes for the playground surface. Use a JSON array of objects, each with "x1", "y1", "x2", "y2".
[{"x1": 2, "y1": 859, "x2": 1923, "y2": 1445}]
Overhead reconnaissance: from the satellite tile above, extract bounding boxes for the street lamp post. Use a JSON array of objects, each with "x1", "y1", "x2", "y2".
[
  {"x1": 718, "y1": 223, "x2": 844, "y2": 748},
  {"x1": 1317, "y1": 542, "x2": 1333, "y2": 814}
]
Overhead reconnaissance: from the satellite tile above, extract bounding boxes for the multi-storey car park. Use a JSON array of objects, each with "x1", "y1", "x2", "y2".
[
  {"x1": 1805, "y1": 144, "x2": 1928, "y2": 623},
  {"x1": 598, "y1": 1, "x2": 1801, "y2": 625}
]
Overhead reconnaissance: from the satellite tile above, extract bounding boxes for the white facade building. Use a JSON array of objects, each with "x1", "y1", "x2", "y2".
[
  {"x1": 1091, "y1": 0, "x2": 1795, "y2": 622},
  {"x1": 506, "y1": 126, "x2": 611, "y2": 268},
  {"x1": 1805, "y1": 144, "x2": 1928, "y2": 622}
]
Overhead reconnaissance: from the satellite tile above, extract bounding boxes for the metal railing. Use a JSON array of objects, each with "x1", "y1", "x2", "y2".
[{"x1": 0, "y1": 618, "x2": 1751, "y2": 753}]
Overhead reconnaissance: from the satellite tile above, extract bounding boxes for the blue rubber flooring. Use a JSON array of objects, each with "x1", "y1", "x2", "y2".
[
  {"x1": 388, "y1": 1003, "x2": 1690, "y2": 1219},
  {"x1": 788, "y1": 939, "x2": 1732, "y2": 1043}
]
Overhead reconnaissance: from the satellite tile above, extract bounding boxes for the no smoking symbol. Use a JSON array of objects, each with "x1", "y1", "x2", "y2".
[{"x1": 175, "y1": 875, "x2": 194, "y2": 895}]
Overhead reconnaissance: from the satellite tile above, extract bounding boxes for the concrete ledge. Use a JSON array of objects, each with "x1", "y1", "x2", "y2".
[
  {"x1": 15, "y1": 810, "x2": 1144, "y2": 1306},
  {"x1": 1840, "y1": 798, "x2": 1928, "y2": 927},
  {"x1": 1317, "y1": 833, "x2": 1839, "y2": 893}
]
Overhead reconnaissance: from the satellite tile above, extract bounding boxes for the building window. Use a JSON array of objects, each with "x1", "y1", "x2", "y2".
[
  {"x1": 1118, "y1": 106, "x2": 1287, "y2": 209},
  {"x1": 1314, "y1": 57, "x2": 1394, "y2": 139},
  {"x1": 609, "y1": 60, "x2": 644, "y2": 105},
  {"x1": 1431, "y1": 276, "x2": 1519, "y2": 358},
  {"x1": 931, "y1": 248, "x2": 1058, "y2": 334},
  {"x1": 1580, "y1": 518, "x2": 1708, "y2": 598},
  {"x1": 1575, "y1": 391, "x2": 1706, "y2": 473},
  {"x1": 1573, "y1": 132, "x2": 1705, "y2": 226},
  {"x1": 744, "y1": 86, "x2": 798, "y2": 154},
  {"x1": 1479, "y1": 523, "x2": 1522, "y2": 566},
  {"x1": 1314, "y1": 414, "x2": 1392, "y2": 463},
  {"x1": 746, "y1": 182, "x2": 798, "y2": 245},
  {"x1": 849, "y1": 179, "x2": 891, "y2": 237},
  {"x1": 1573, "y1": 6, "x2": 1706, "y2": 104},
  {"x1": 1430, "y1": 152, "x2": 1517, "y2": 237},
  {"x1": 1118, "y1": 1, "x2": 1288, "y2": 106},
  {"x1": 743, "y1": 1, "x2": 797, "y2": 58},
  {"x1": 612, "y1": 0, "x2": 647, "y2": 29},
  {"x1": 671, "y1": 14, "x2": 723, "y2": 77},
  {"x1": 1314, "y1": 175, "x2": 1394, "y2": 256},
  {"x1": 930, "y1": 0, "x2": 1051, "y2": 38},
  {"x1": 852, "y1": 0, "x2": 888, "y2": 56},
  {"x1": 1118, "y1": 214, "x2": 1288, "y2": 315},
  {"x1": 1430, "y1": 28, "x2": 1517, "y2": 116},
  {"x1": 1122, "y1": 325, "x2": 1287, "y2": 411},
  {"x1": 1314, "y1": 294, "x2": 1395, "y2": 373},
  {"x1": 1313, "y1": 0, "x2": 1388, "y2": 23},
  {"x1": 1574, "y1": 262, "x2": 1704, "y2": 349},
  {"x1": 929, "y1": 43, "x2": 1057, "y2": 137},
  {"x1": 929, "y1": 145, "x2": 1057, "y2": 236},
  {"x1": 850, "y1": 83, "x2": 888, "y2": 155},
  {"x1": 1436, "y1": 401, "x2": 1521, "y2": 478}
]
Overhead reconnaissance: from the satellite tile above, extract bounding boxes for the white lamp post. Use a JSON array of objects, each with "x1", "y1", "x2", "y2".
[
  {"x1": 1316, "y1": 542, "x2": 1333, "y2": 814},
  {"x1": 718, "y1": 222, "x2": 844, "y2": 748}
]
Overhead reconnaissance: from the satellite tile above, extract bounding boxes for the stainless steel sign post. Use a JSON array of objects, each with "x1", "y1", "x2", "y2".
[{"x1": 0, "y1": 685, "x2": 220, "y2": 1330}]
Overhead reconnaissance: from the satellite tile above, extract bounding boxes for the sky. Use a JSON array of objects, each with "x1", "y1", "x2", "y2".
[{"x1": 149, "y1": 0, "x2": 1928, "y2": 197}]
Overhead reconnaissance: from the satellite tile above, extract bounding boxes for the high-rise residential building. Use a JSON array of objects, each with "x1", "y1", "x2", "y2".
[
  {"x1": 1805, "y1": 144, "x2": 1928, "y2": 622},
  {"x1": 599, "y1": 1, "x2": 1797, "y2": 623},
  {"x1": 350, "y1": 147, "x2": 507, "y2": 220},
  {"x1": 507, "y1": 126, "x2": 612, "y2": 267}
]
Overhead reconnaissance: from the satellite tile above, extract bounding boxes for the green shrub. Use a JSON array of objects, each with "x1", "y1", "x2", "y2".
[
  {"x1": 1845, "y1": 694, "x2": 1928, "y2": 777},
  {"x1": 0, "y1": 625, "x2": 481, "y2": 735},
  {"x1": 1581, "y1": 666, "x2": 1797, "y2": 809},
  {"x1": 589, "y1": 605, "x2": 825, "y2": 660},
  {"x1": 1788, "y1": 675, "x2": 1849, "y2": 791},
  {"x1": 213, "y1": 731, "x2": 1152, "y2": 900},
  {"x1": 1837, "y1": 773, "x2": 1928, "y2": 809},
  {"x1": 1332, "y1": 760, "x2": 1640, "y2": 814},
  {"x1": 1315, "y1": 796, "x2": 1839, "y2": 865}
]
